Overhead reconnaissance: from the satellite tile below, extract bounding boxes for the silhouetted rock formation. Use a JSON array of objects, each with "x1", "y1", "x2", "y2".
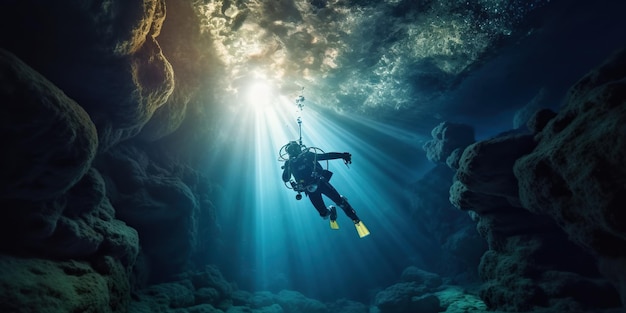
[
  {"x1": 449, "y1": 130, "x2": 616, "y2": 311},
  {"x1": 423, "y1": 121, "x2": 476, "y2": 169},
  {"x1": 94, "y1": 144, "x2": 219, "y2": 282},
  {"x1": 0, "y1": 49, "x2": 139, "y2": 313},
  {"x1": 0, "y1": 50, "x2": 97, "y2": 201},
  {"x1": 0, "y1": 1, "x2": 214, "y2": 312},
  {"x1": 444, "y1": 49, "x2": 626, "y2": 311},
  {"x1": 416, "y1": 122, "x2": 487, "y2": 281},
  {"x1": 372, "y1": 266, "x2": 492, "y2": 313},
  {"x1": 0, "y1": 0, "x2": 175, "y2": 151},
  {"x1": 515, "y1": 48, "x2": 626, "y2": 306},
  {"x1": 408, "y1": 164, "x2": 486, "y2": 282}
]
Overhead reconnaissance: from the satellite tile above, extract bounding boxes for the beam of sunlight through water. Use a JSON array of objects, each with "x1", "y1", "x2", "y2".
[{"x1": 206, "y1": 89, "x2": 434, "y2": 302}]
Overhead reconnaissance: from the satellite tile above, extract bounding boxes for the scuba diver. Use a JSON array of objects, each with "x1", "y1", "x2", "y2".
[{"x1": 280, "y1": 141, "x2": 370, "y2": 237}]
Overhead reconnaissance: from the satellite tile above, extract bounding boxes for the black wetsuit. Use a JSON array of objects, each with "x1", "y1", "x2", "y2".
[{"x1": 282, "y1": 151, "x2": 360, "y2": 222}]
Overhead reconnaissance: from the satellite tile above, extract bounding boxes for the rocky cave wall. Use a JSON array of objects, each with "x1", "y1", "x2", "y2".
[
  {"x1": 0, "y1": 1, "x2": 221, "y2": 312},
  {"x1": 422, "y1": 49, "x2": 626, "y2": 311},
  {"x1": 407, "y1": 123, "x2": 488, "y2": 283}
]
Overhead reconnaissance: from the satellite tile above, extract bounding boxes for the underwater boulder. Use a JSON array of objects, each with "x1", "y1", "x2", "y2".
[
  {"x1": 456, "y1": 132, "x2": 535, "y2": 207},
  {"x1": 0, "y1": 167, "x2": 139, "y2": 263},
  {"x1": 515, "y1": 48, "x2": 626, "y2": 306},
  {"x1": 180, "y1": 265, "x2": 234, "y2": 306},
  {"x1": 423, "y1": 121, "x2": 475, "y2": 166},
  {"x1": 0, "y1": 49, "x2": 97, "y2": 201},
  {"x1": 477, "y1": 233, "x2": 620, "y2": 311},
  {"x1": 0, "y1": 0, "x2": 174, "y2": 151},
  {"x1": 326, "y1": 298, "x2": 368, "y2": 313},
  {"x1": 400, "y1": 266, "x2": 443, "y2": 289},
  {"x1": 449, "y1": 125, "x2": 620, "y2": 311},
  {"x1": 0, "y1": 255, "x2": 131, "y2": 313},
  {"x1": 136, "y1": 88, "x2": 188, "y2": 142},
  {"x1": 275, "y1": 290, "x2": 327, "y2": 313},
  {"x1": 226, "y1": 304, "x2": 284, "y2": 313},
  {"x1": 409, "y1": 294, "x2": 441, "y2": 313},
  {"x1": 407, "y1": 164, "x2": 482, "y2": 279},
  {"x1": 129, "y1": 266, "x2": 239, "y2": 312},
  {"x1": 374, "y1": 281, "x2": 430, "y2": 313},
  {"x1": 0, "y1": 50, "x2": 139, "y2": 265},
  {"x1": 526, "y1": 108, "x2": 557, "y2": 134},
  {"x1": 0, "y1": 171, "x2": 139, "y2": 313},
  {"x1": 96, "y1": 144, "x2": 219, "y2": 281},
  {"x1": 434, "y1": 285, "x2": 487, "y2": 313},
  {"x1": 246, "y1": 291, "x2": 276, "y2": 308},
  {"x1": 515, "y1": 48, "x2": 626, "y2": 256},
  {"x1": 513, "y1": 88, "x2": 548, "y2": 130},
  {"x1": 142, "y1": 279, "x2": 196, "y2": 308},
  {"x1": 446, "y1": 147, "x2": 465, "y2": 170},
  {"x1": 442, "y1": 225, "x2": 487, "y2": 274}
]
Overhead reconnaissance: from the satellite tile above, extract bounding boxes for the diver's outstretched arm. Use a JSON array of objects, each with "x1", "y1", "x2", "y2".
[{"x1": 317, "y1": 152, "x2": 351, "y2": 163}]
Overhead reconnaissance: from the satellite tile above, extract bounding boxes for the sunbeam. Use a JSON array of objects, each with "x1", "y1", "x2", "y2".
[{"x1": 206, "y1": 84, "x2": 434, "y2": 302}]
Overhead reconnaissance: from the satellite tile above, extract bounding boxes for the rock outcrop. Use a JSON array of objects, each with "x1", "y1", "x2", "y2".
[
  {"x1": 449, "y1": 127, "x2": 620, "y2": 311},
  {"x1": 440, "y1": 49, "x2": 626, "y2": 311},
  {"x1": 515, "y1": 48, "x2": 626, "y2": 305},
  {"x1": 0, "y1": 49, "x2": 97, "y2": 201},
  {"x1": 373, "y1": 266, "x2": 492, "y2": 313},
  {"x1": 0, "y1": 256, "x2": 131, "y2": 313},
  {"x1": 0, "y1": 1, "x2": 216, "y2": 312},
  {"x1": 408, "y1": 164, "x2": 486, "y2": 281},
  {"x1": 95, "y1": 144, "x2": 219, "y2": 282},
  {"x1": 0, "y1": 0, "x2": 175, "y2": 151},
  {"x1": 417, "y1": 122, "x2": 487, "y2": 281},
  {"x1": 0, "y1": 49, "x2": 139, "y2": 312},
  {"x1": 422, "y1": 121, "x2": 476, "y2": 169}
]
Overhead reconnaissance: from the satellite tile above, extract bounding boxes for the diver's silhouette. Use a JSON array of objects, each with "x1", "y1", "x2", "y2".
[{"x1": 280, "y1": 141, "x2": 369, "y2": 237}]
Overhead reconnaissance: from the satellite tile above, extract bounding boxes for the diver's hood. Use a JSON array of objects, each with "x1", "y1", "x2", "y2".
[{"x1": 286, "y1": 142, "x2": 301, "y2": 155}]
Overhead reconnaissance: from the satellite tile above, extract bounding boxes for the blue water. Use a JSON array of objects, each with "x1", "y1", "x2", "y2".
[
  {"x1": 203, "y1": 96, "x2": 436, "y2": 302},
  {"x1": 194, "y1": 0, "x2": 626, "y2": 306}
]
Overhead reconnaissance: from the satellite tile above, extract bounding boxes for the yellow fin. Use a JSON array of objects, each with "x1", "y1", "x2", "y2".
[
  {"x1": 330, "y1": 220, "x2": 339, "y2": 230},
  {"x1": 354, "y1": 221, "x2": 370, "y2": 238}
]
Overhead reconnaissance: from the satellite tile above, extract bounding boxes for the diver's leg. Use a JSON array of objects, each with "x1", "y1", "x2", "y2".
[
  {"x1": 319, "y1": 181, "x2": 360, "y2": 222},
  {"x1": 308, "y1": 191, "x2": 330, "y2": 218}
]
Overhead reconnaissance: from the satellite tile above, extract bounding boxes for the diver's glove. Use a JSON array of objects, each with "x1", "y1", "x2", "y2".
[{"x1": 342, "y1": 152, "x2": 352, "y2": 164}]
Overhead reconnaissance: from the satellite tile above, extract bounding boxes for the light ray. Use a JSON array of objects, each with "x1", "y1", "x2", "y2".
[{"x1": 206, "y1": 84, "x2": 433, "y2": 301}]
